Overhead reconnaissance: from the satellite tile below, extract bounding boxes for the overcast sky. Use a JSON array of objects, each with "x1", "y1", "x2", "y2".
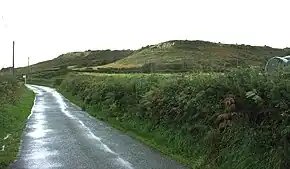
[{"x1": 0, "y1": 0, "x2": 289, "y2": 68}]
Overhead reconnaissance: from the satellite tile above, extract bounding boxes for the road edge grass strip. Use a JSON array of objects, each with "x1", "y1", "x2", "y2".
[
  {"x1": 58, "y1": 90, "x2": 195, "y2": 168},
  {"x1": 0, "y1": 86, "x2": 35, "y2": 169}
]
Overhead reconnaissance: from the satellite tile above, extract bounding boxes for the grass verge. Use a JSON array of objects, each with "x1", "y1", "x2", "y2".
[{"x1": 0, "y1": 86, "x2": 35, "y2": 169}]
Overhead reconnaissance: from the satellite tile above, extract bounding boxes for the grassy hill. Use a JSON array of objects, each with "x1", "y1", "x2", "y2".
[
  {"x1": 97, "y1": 40, "x2": 289, "y2": 72},
  {"x1": 14, "y1": 49, "x2": 133, "y2": 74},
  {"x1": 2, "y1": 40, "x2": 290, "y2": 78}
]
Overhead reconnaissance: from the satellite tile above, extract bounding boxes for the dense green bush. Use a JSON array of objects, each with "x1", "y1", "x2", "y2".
[
  {"x1": 59, "y1": 69, "x2": 290, "y2": 169},
  {"x1": 0, "y1": 76, "x2": 19, "y2": 105}
]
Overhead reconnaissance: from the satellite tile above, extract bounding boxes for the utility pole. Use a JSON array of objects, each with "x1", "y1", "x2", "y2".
[
  {"x1": 28, "y1": 57, "x2": 30, "y2": 73},
  {"x1": 12, "y1": 41, "x2": 15, "y2": 77},
  {"x1": 27, "y1": 57, "x2": 30, "y2": 80}
]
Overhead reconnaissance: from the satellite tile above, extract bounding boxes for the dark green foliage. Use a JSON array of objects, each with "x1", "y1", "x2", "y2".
[
  {"x1": 284, "y1": 49, "x2": 290, "y2": 56},
  {"x1": 0, "y1": 76, "x2": 19, "y2": 105},
  {"x1": 26, "y1": 67, "x2": 69, "y2": 87},
  {"x1": 27, "y1": 78, "x2": 55, "y2": 87},
  {"x1": 59, "y1": 69, "x2": 290, "y2": 169},
  {"x1": 28, "y1": 68, "x2": 69, "y2": 79}
]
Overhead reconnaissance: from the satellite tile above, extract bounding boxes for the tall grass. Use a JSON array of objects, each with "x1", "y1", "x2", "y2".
[{"x1": 0, "y1": 76, "x2": 35, "y2": 168}]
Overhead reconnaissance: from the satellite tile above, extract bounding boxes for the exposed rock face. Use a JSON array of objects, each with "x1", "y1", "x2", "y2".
[{"x1": 155, "y1": 42, "x2": 175, "y2": 49}]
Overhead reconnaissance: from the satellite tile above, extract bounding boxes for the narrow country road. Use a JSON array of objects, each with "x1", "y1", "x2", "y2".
[{"x1": 10, "y1": 85, "x2": 188, "y2": 169}]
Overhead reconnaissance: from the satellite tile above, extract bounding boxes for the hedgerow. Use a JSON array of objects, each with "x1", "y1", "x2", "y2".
[{"x1": 59, "y1": 68, "x2": 290, "y2": 169}]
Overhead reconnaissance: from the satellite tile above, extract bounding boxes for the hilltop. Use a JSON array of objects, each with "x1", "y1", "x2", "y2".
[{"x1": 97, "y1": 40, "x2": 288, "y2": 72}]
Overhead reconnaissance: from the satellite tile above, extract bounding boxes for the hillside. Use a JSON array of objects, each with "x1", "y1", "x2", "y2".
[
  {"x1": 97, "y1": 40, "x2": 289, "y2": 72},
  {"x1": 4, "y1": 40, "x2": 290, "y2": 77},
  {"x1": 14, "y1": 49, "x2": 133, "y2": 74}
]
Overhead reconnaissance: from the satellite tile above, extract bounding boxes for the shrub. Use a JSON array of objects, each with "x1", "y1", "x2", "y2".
[{"x1": 0, "y1": 76, "x2": 19, "y2": 105}]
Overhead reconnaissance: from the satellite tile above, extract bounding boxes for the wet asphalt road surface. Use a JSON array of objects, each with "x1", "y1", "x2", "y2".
[{"x1": 10, "y1": 85, "x2": 188, "y2": 169}]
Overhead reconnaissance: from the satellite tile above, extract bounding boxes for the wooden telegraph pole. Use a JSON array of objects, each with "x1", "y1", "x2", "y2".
[
  {"x1": 28, "y1": 57, "x2": 30, "y2": 74},
  {"x1": 27, "y1": 57, "x2": 30, "y2": 82},
  {"x1": 12, "y1": 41, "x2": 15, "y2": 77}
]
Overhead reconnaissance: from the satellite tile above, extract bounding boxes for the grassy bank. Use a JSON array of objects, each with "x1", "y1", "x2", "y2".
[
  {"x1": 0, "y1": 77, "x2": 35, "y2": 168},
  {"x1": 57, "y1": 69, "x2": 290, "y2": 169}
]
